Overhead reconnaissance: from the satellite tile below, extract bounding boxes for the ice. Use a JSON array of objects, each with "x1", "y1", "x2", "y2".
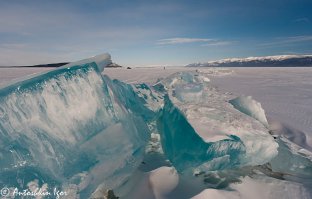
[
  {"x1": 105, "y1": 67, "x2": 312, "y2": 198},
  {"x1": 105, "y1": 78, "x2": 162, "y2": 122},
  {"x1": 62, "y1": 53, "x2": 112, "y2": 72},
  {"x1": 0, "y1": 54, "x2": 149, "y2": 198},
  {"x1": 1, "y1": 58, "x2": 312, "y2": 198},
  {"x1": 229, "y1": 95, "x2": 269, "y2": 127},
  {"x1": 269, "y1": 137, "x2": 312, "y2": 178},
  {"x1": 156, "y1": 72, "x2": 278, "y2": 172},
  {"x1": 193, "y1": 175, "x2": 311, "y2": 199}
]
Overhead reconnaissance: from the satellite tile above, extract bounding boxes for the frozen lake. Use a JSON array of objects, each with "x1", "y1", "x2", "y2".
[
  {"x1": 0, "y1": 67, "x2": 52, "y2": 86},
  {"x1": 1, "y1": 66, "x2": 312, "y2": 199},
  {"x1": 1, "y1": 66, "x2": 311, "y2": 143},
  {"x1": 210, "y1": 67, "x2": 312, "y2": 144}
]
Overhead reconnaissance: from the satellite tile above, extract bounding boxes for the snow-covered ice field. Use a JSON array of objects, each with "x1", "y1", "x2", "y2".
[
  {"x1": 210, "y1": 68, "x2": 312, "y2": 148},
  {"x1": 4, "y1": 65, "x2": 312, "y2": 142},
  {"x1": 104, "y1": 67, "x2": 195, "y2": 84},
  {"x1": 105, "y1": 67, "x2": 312, "y2": 146}
]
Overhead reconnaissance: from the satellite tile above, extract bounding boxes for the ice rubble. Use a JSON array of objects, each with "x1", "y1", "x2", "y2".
[
  {"x1": 0, "y1": 53, "x2": 311, "y2": 198},
  {"x1": 150, "y1": 71, "x2": 312, "y2": 198},
  {"x1": 193, "y1": 174, "x2": 311, "y2": 199},
  {"x1": 156, "y1": 72, "x2": 278, "y2": 172}
]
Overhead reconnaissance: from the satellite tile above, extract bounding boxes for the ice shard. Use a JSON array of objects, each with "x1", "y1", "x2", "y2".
[
  {"x1": 0, "y1": 54, "x2": 149, "y2": 198},
  {"x1": 229, "y1": 95, "x2": 269, "y2": 127},
  {"x1": 156, "y1": 72, "x2": 278, "y2": 172},
  {"x1": 270, "y1": 137, "x2": 312, "y2": 179}
]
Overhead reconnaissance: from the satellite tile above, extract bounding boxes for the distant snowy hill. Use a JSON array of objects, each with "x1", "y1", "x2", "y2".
[
  {"x1": 106, "y1": 62, "x2": 122, "y2": 68},
  {"x1": 0, "y1": 62, "x2": 69, "y2": 68},
  {"x1": 187, "y1": 55, "x2": 312, "y2": 67}
]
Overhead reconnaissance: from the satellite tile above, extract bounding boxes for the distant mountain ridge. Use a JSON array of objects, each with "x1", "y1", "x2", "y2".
[
  {"x1": 186, "y1": 55, "x2": 312, "y2": 67},
  {"x1": 106, "y1": 63, "x2": 122, "y2": 68},
  {"x1": 0, "y1": 62, "x2": 122, "y2": 68},
  {"x1": 0, "y1": 62, "x2": 69, "y2": 68}
]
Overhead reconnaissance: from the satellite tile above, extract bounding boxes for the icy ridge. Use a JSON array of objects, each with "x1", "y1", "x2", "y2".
[
  {"x1": 156, "y1": 72, "x2": 278, "y2": 172},
  {"x1": 0, "y1": 55, "x2": 148, "y2": 198}
]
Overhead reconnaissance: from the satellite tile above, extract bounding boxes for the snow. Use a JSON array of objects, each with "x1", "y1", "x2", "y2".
[
  {"x1": 210, "y1": 67, "x2": 312, "y2": 149},
  {"x1": 229, "y1": 176, "x2": 311, "y2": 199},
  {"x1": 193, "y1": 175, "x2": 311, "y2": 199},
  {"x1": 187, "y1": 54, "x2": 312, "y2": 67},
  {"x1": 104, "y1": 67, "x2": 195, "y2": 84},
  {"x1": 149, "y1": 167, "x2": 179, "y2": 198},
  {"x1": 209, "y1": 54, "x2": 312, "y2": 64},
  {"x1": 0, "y1": 67, "x2": 51, "y2": 86}
]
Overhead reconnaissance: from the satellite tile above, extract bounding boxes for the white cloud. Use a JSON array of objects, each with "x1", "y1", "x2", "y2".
[
  {"x1": 284, "y1": 35, "x2": 312, "y2": 42},
  {"x1": 202, "y1": 41, "x2": 234, "y2": 46},
  {"x1": 292, "y1": 17, "x2": 310, "y2": 23},
  {"x1": 157, "y1": 37, "x2": 214, "y2": 45},
  {"x1": 0, "y1": 48, "x2": 59, "y2": 66},
  {"x1": 260, "y1": 35, "x2": 312, "y2": 47},
  {"x1": 157, "y1": 37, "x2": 235, "y2": 47}
]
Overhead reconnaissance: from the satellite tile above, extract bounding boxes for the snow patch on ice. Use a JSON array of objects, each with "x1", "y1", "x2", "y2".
[{"x1": 149, "y1": 167, "x2": 179, "y2": 198}]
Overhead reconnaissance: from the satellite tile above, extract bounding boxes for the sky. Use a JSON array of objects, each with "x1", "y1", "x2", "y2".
[{"x1": 0, "y1": 0, "x2": 312, "y2": 67}]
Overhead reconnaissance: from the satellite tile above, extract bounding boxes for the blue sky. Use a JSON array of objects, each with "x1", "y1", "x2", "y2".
[{"x1": 0, "y1": 0, "x2": 311, "y2": 66}]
